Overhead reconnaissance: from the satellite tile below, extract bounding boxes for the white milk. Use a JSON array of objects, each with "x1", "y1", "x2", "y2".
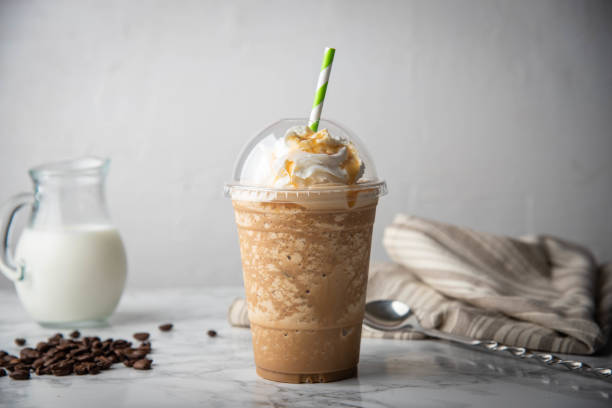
[{"x1": 14, "y1": 225, "x2": 127, "y2": 324}]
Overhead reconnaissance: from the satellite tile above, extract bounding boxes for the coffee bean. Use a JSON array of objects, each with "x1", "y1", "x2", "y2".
[
  {"x1": 132, "y1": 358, "x2": 152, "y2": 370},
  {"x1": 112, "y1": 339, "x2": 131, "y2": 349},
  {"x1": 88, "y1": 365, "x2": 101, "y2": 375},
  {"x1": 96, "y1": 360, "x2": 112, "y2": 370},
  {"x1": 5, "y1": 357, "x2": 20, "y2": 368},
  {"x1": 14, "y1": 338, "x2": 26, "y2": 346},
  {"x1": 124, "y1": 349, "x2": 148, "y2": 360},
  {"x1": 32, "y1": 358, "x2": 45, "y2": 369},
  {"x1": 158, "y1": 323, "x2": 173, "y2": 332},
  {"x1": 15, "y1": 363, "x2": 32, "y2": 372},
  {"x1": 74, "y1": 364, "x2": 88, "y2": 375},
  {"x1": 95, "y1": 356, "x2": 113, "y2": 369},
  {"x1": 43, "y1": 354, "x2": 64, "y2": 368},
  {"x1": 76, "y1": 353, "x2": 92, "y2": 362},
  {"x1": 57, "y1": 341, "x2": 76, "y2": 351},
  {"x1": 133, "y1": 332, "x2": 150, "y2": 342},
  {"x1": 70, "y1": 346, "x2": 88, "y2": 357},
  {"x1": 138, "y1": 342, "x2": 151, "y2": 353},
  {"x1": 51, "y1": 362, "x2": 73, "y2": 376},
  {"x1": 207, "y1": 330, "x2": 217, "y2": 338},
  {"x1": 69, "y1": 330, "x2": 80, "y2": 339},
  {"x1": 9, "y1": 370, "x2": 30, "y2": 380},
  {"x1": 43, "y1": 347, "x2": 58, "y2": 358},
  {"x1": 35, "y1": 342, "x2": 51, "y2": 353},
  {"x1": 20, "y1": 348, "x2": 40, "y2": 362},
  {"x1": 36, "y1": 366, "x2": 51, "y2": 376}
]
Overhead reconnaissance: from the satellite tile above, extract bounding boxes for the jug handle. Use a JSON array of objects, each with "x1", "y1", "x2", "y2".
[{"x1": 0, "y1": 193, "x2": 33, "y2": 282}]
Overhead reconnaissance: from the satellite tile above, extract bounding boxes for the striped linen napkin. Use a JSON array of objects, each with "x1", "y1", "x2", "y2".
[{"x1": 228, "y1": 214, "x2": 612, "y2": 354}]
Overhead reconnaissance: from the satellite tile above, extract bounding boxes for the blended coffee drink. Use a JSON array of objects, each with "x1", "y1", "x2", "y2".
[{"x1": 226, "y1": 119, "x2": 386, "y2": 383}]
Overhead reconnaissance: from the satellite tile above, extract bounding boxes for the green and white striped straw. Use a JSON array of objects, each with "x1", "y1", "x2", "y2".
[{"x1": 308, "y1": 47, "x2": 335, "y2": 132}]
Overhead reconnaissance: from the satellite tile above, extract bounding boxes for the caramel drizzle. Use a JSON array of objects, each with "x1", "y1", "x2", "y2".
[{"x1": 276, "y1": 129, "x2": 362, "y2": 187}]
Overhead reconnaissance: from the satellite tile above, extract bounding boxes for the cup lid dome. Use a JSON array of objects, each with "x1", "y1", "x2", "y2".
[{"x1": 225, "y1": 118, "x2": 387, "y2": 201}]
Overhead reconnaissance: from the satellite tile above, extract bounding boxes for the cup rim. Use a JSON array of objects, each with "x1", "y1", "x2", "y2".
[{"x1": 224, "y1": 179, "x2": 388, "y2": 202}]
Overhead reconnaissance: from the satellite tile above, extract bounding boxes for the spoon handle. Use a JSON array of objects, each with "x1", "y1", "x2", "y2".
[
  {"x1": 472, "y1": 340, "x2": 612, "y2": 379},
  {"x1": 420, "y1": 328, "x2": 612, "y2": 380}
]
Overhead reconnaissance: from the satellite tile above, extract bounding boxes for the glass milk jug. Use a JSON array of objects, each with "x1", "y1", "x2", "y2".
[{"x1": 0, "y1": 157, "x2": 127, "y2": 327}]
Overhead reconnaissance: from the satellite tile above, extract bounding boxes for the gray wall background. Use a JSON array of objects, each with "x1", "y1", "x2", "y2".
[{"x1": 1, "y1": 0, "x2": 611, "y2": 290}]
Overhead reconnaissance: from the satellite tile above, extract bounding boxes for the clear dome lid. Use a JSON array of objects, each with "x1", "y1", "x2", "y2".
[{"x1": 224, "y1": 118, "x2": 387, "y2": 203}]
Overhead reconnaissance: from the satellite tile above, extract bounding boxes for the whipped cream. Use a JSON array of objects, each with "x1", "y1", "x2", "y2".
[{"x1": 245, "y1": 125, "x2": 365, "y2": 188}]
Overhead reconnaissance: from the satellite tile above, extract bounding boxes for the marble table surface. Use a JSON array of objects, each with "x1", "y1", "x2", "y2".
[{"x1": 1, "y1": 287, "x2": 611, "y2": 408}]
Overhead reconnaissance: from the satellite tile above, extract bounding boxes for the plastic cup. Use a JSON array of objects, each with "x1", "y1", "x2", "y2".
[{"x1": 225, "y1": 119, "x2": 387, "y2": 383}]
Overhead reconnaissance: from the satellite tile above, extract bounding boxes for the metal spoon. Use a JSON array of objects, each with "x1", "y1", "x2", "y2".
[{"x1": 363, "y1": 299, "x2": 612, "y2": 380}]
